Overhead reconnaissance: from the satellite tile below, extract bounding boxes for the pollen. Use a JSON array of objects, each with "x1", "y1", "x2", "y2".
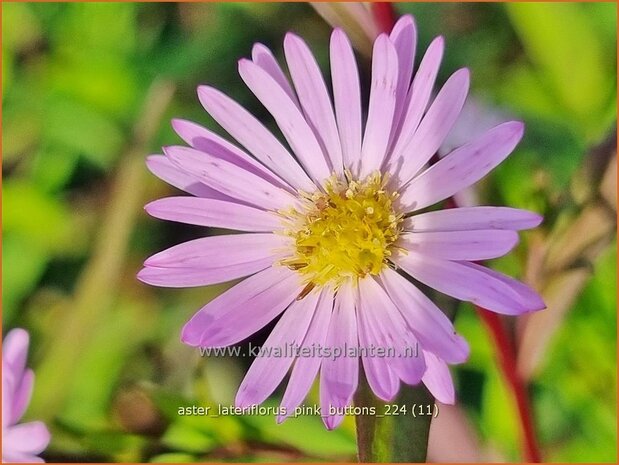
[{"x1": 280, "y1": 171, "x2": 402, "y2": 289}]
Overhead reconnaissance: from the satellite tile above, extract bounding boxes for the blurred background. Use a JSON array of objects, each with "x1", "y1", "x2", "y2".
[{"x1": 2, "y1": 2, "x2": 617, "y2": 462}]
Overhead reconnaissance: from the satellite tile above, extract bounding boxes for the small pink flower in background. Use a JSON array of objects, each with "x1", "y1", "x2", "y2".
[
  {"x1": 140, "y1": 15, "x2": 544, "y2": 429},
  {"x1": 2, "y1": 329, "x2": 50, "y2": 463}
]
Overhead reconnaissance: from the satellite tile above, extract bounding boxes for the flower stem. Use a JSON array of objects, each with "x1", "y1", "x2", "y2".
[
  {"x1": 354, "y1": 375, "x2": 433, "y2": 462},
  {"x1": 476, "y1": 308, "x2": 542, "y2": 462}
]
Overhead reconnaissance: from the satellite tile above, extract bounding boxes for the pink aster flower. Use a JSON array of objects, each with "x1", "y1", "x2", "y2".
[
  {"x1": 2, "y1": 329, "x2": 50, "y2": 463},
  {"x1": 140, "y1": 15, "x2": 544, "y2": 429}
]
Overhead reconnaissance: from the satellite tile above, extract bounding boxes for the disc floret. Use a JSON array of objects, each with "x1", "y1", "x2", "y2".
[{"x1": 281, "y1": 172, "x2": 402, "y2": 290}]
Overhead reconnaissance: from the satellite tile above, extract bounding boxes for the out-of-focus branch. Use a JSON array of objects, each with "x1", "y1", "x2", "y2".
[
  {"x1": 31, "y1": 80, "x2": 175, "y2": 419},
  {"x1": 518, "y1": 126, "x2": 617, "y2": 380},
  {"x1": 310, "y1": 2, "x2": 378, "y2": 56}
]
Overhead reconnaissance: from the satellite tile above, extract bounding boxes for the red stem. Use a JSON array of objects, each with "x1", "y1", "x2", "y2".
[
  {"x1": 475, "y1": 309, "x2": 542, "y2": 462},
  {"x1": 371, "y1": 2, "x2": 397, "y2": 33}
]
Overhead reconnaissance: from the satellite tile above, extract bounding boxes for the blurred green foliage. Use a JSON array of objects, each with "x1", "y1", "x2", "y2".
[{"x1": 2, "y1": 2, "x2": 616, "y2": 463}]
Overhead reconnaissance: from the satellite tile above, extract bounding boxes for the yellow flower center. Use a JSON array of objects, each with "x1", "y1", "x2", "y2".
[{"x1": 280, "y1": 172, "x2": 402, "y2": 295}]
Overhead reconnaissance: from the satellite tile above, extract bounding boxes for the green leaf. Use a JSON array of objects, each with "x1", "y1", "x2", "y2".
[
  {"x1": 3, "y1": 179, "x2": 74, "y2": 252},
  {"x1": 161, "y1": 422, "x2": 217, "y2": 454},
  {"x1": 1, "y1": 234, "x2": 48, "y2": 324},
  {"x1": 245, "y1": 400, "x2": 357, "y2": 458},
  {"x1": 150, "y1": 453, "x2": 197, "y2": 463},
  {"x1": 505, "y1": 3, "x2": 614, "y2": 138}
]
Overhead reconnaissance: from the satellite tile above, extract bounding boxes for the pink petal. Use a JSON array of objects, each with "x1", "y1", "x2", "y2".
[
  {"x1": 398, "y1": 121, "x2": 525, "y2": 212},
  {"x1": 137, "y1": 259, "x2": 274, "y2": 288},
  {"x1": 171, "y1": 118, "x2": 292, "y2": 191},
  {"x1": 393, "y1": 68, "x2": 470, "y2": 186},
  {"x1": 2, "y1": 451, "x2": 45, "y2": 463},
  {"x1": 181, "y1": 266, "x2": 302, "y2": 347},
  {"x1": 238, "y1": 59, "x2": 332, "y2": 185},
  {"x1": 251, "y1": 43, "x2": 299, "y2": 106},
  {"x1": 145, "y1": 197, "x2": 282, "y2": 232},
  {"x1": 389, "y1": 15, "x2": 417, "y2": 135},
  {"x1": 359, "y1": 34, "x2": 399, "y2": 178},
  {"x1": 235, "y1": 291, "x2": 320, "y2": 408},
  {"x1": 356, "y1": 292, "x2": 400, "y2": 401},
  {"x1": 320, "y1": 281, "x2": 359, "y2": 429},
  {"x1": 164, "y1": 145, "x2": 298, "y2": 211},
  {"x1": 378, "y1": 268, "x2": 469, "y2": 364},
  {"x1": 277, "y1": 289, "x2": 334, "y2": 423},
  {"x1": 393, "y1": 251, "x2": 545, "y2": 315},
  {"x1": 4, "y1": 421, "x2": 50, "y2": 455},
  {"x1": 358, "y1": 277, "x2": 426, "y2": 386},
  {"x1": 143, "y1": 233, "x2": 287, "y2": 269},
  {"x1": 10, "y1": 369, "x2": 34, "y2": 425},
  {"x1": 197, "y1": 85, "x2": 315, "y2": 192},
  {"x1": 386, "y1": 36, "x2": 444, "y2": 165},
  {"x1": 3, "y1": 361, "x2": 13, "y2": 429},
  {"x1": 2, "y1": 329, "x2": 29, "y2": 382},
  {"x1": 404, "y1": 207, "x2": 543, "y2": 232},
  {"x1": 422, "y1": 351, "x2": 455, "y2": 404},
  {"x1": 284, "y1": 33, "x2": 343, "y2": 173},
  {"x1": 330, "y1": 29, "x2": 362, "y2": 175},
  {"x1": 399, "y1": 229, "x2": 519, "y2": 261},
  {"x1": 146, "y1": 155, "x2": 229, "y2": 200}
]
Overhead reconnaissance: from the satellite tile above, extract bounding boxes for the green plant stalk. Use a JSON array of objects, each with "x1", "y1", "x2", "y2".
[{"x1": 354, "y1": 375, "x2": 434, "y2": 462}]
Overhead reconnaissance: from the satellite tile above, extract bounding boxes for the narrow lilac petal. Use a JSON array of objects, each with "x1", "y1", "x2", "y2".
[
  {"x1": 330, "y1": 29, "x2": 362, "y2": 174},
  {"x1": 356, "y1": 293, "x2": 400, "y2": 401},
  {"x1": 137, "y1": 258, "x2": 274, "y2": 288},
  {"x1": 139, "y1": 233, "x2": 287, "y2": 287},
  {"x1": 393, "y1": 251, "x2": 545, "y2": 315},
  {"x1": 378, "y1": 268, "x2": 469, "y2": 364},
  {"x1": 398, "y1": 122, "x2": 525, "y2": 212},
  {"x1": 284, "y1": 33, "x2": 343, "y2": 173},
  {"x1": 359, "y1": 34, "x2": 399, "y2": 178},
  {"x1": 238, "y1": 59, "x2": 332, "y2": 185},
  {"x1": 164, "y1": 145, "x2": 298, "y2": 211},
  {"x1": 462, "y1": 261, "x2": 546, "y2": 311},
  {"x1": 319, "y1": 379, "x2": 345, "y2": 430},
  {"x1": 181, "y1": 266, "x2": 302, "y2": 347},
  {"x1": 404, "y1": 207, "x2": 543, "y2": 232},
  {"x1": 251, "y1": 43, "x2": 299, "y2": 106},
  {"x1": 277, "y1": 289, "x2": 333, "y2": 423},
  {"x1": 359, "y1": 277, "x2": 426, "y2": 386},
  {"x1": 392, "y1": 68, "x2": 470, "y2": 185},
  {"x1": 320, "y1": 281, "x2": 359, "y2": 429},
  {"x1": 422, "y1": 351, "x2": 455, "y2": 405},
  {"x1": 143, "y1": 234, "x2": 287, "y2": 269},
  {"x1": 235, "y1": 291, "x2": 319, "y2": 408},
  {"x1": 4, "y1": 421, "x2": 50, "y2": 455},
  {"x1": 171, "y1": 119, "x2": 292, "y2": 191},
  {"x1": 2, "y1": 361, "x2": 13, "y2": 429},
  {"x1": 197, "y1": 86, "x2": 315, "y2": 192},
  {"x1": 386, "y1": 36, "x2": 444, "y2": 164},
  {"x1": 10, "y1": 369, "x2": 34, "y2": 424},
  {"x1": 146, "y1": 155, "x2": 229, "y2": 200},
  {"x1": 145, "y1": 197, "x2": 282, "y2": 232},
  {"x1": 389, "y1": 15, "x2": 417, "y2": 134},
  {"x1": 2, "y1": 329, "x2": 29, "y2": 380},
  {"x1": 399, "y1": 229, "x2": 519, "y2": 261}
]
